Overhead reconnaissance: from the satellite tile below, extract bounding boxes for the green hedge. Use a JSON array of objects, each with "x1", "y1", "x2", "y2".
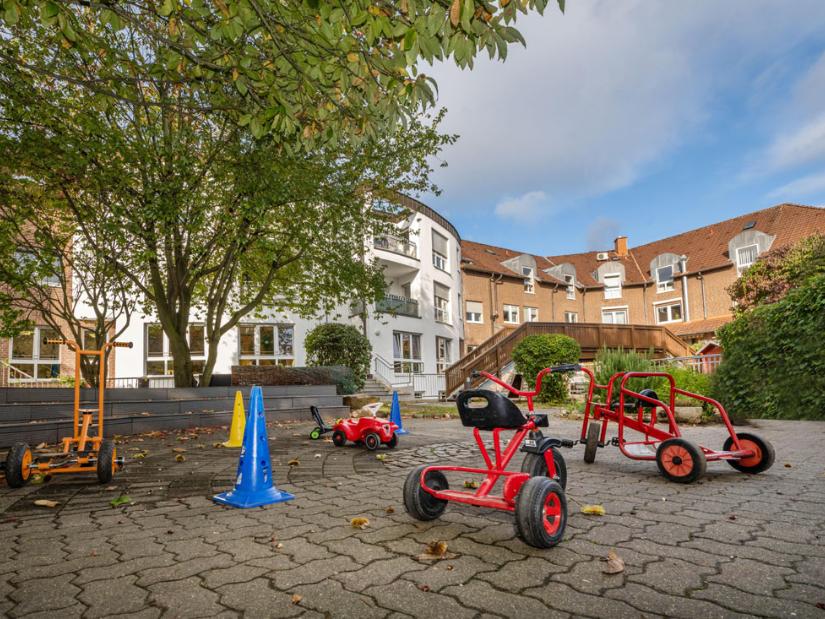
[
  {"x1": 712, "y1": 274, "x2": 825, "y2": 420},
  {"x1": 512, "y1": 334, "x2": 580, "y2": 403},
  {"x1": 305, "y1": 323, "x2": 371, "y2": 392}
]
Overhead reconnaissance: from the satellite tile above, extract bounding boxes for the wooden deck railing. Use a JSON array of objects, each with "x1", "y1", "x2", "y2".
[{"x1": 446, "y1": 322, "x2": 692, "y2": 396}]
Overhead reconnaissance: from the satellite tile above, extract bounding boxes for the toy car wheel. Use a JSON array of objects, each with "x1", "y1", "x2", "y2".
[
  {"x1": 386, "y1": 433, "x2": 398, "y2": 449},
  {"x1": 309, "y1": 427, "x2": 322, "y2": 440},
  {"x1": 332, "y1": 430, "x2": 347, "y2": 447},
  {"x1": 583, "y1": 422, "x2": 600, "y2": 464},
  {"x1": 520, "y1": 449, "x2": 567, "y2": 490},
  {"x1": 97, "y1": 439, "x2": 116, "y2": 484},
  {"x1": 403, "y1": 465, "x2": 448, "y2": 521},
  {"x1": 5, "y1": 442, "x2": 33, "y2": 488},
  {"x1": 656, "y1": 438, "x2": 706, "y2": 483},
  {"x1": 723, "y1": 433, "x2": 775, "y2": 474},
  {"x1": 514, "y1": 477, "x2": 567, "y2": 548},
  {"x1": 364, "y1": 433, "x2": 381, "y2": 451}
]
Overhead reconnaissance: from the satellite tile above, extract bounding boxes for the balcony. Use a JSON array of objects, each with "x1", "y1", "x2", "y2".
[
  {"x1": 374, "y1": 235, "x2": 418, "y2": 260},
  {"x1": 377, "y1": 294, "x2": 420, "y2": 318}
]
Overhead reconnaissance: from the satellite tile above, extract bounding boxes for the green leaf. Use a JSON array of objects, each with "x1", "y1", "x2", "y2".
[{"x1": 110, "y1": 495, "x2": 132, "y2": 508}]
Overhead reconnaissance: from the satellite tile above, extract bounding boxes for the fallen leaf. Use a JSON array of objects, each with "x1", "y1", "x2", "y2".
[
  {"x1": 275, "y1": 542, "x2": 284, "y2": 549},
  {"x1": 601, "y1": 549, "x2": 625, "y2": 574},
  {"x1": 29, "y1": 474, "x2": 45, "y2": 485},
  {"x1": 463, "y1": 480, "x2": 479, "y2": 489},
  {"x1": 33, "y1": 499, "x2": 59, "y2": 508},
  {"x1": 784, "y1": 463, "x2": 792, "y2": 468},
  {"x1": 35, "y1": 442, "x2": 48, "y2": 449},
  {"x1": 417, "y1": 583, "x2": 431, "y2": 592},
  {"x1": 351, "y1": 517, "x2": 370, "y2": 529},
  {"x1": 172, "y1": 448, "x2": 187, "y2": 453},
  {"x1": 385, "y1": 506, "x2": 395, "y2": 514},
  {"x1": 375, "y1": 454, "x2": 386, "y2": 461},
  {"x1": 288, "y1": 458, "x2": 300, "y2": 467},
  {"x1": 581, "y1": 504, "x2": 606, "y2": 516},
  {"x1": 175, "y1": 454, "x2": 186, "y2": 462},
  {"x1": 213, "y1": 442, "x2": 223, "y2": 448},
  {"x1": 314, "y1": 453, "x2": 322, "y2": 458},
  {"x1": 110, "y1": 495, "x2": 132, "y2": 508},
  {"x1": 446, "y1": 565, "x2": 454, "y2": 571},
  {"x1": 105, "y1": 486, "x2": 117, "y2": 491},
  {"x1": 291, "y1": 594, "x2": 303, "y2": 605},
  {"x1": 815, "y1": 602, "x2": 825, "y2": 610},
  {"x1": 728, "y1": 515, "x2": 737, "y2": 521},
  {"x1": 425, "y1": 541, "x2": 448, "y2": 558}
]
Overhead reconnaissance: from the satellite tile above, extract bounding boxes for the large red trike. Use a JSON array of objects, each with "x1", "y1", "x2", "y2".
[
  {"x1": 404, "y1": 366, "x2": 576, "y2": 548},
  {"x1": 579, "y1": 367, "x2": 775, "y2": 483}
]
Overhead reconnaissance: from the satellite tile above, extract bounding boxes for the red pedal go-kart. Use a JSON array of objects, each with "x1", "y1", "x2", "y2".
[
  {"x1": 309, "y1": 405, "x2": 399, "y2": 450},
  {"x1": 404, "y1": 366, "x2": 576, "y2": 549},
  {"x1": 579, "y1": 367, "x2": 775, "y2": 483}
]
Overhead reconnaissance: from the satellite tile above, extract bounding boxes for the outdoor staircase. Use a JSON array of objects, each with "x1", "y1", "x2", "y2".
[
  {"x1": 445, "y1": 321, "x2": 692, "y2": 397},
  {"x1": 357, "y1": 376, "x2": 413, "y2": 400}
]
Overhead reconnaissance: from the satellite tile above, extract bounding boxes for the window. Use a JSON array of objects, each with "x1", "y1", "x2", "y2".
[
  {"x1": 14, "y1": 249, "x2": 61, "y2": 287},
  {"x1": 564, "y1": 312, "x2": 578, "y2": 323},
  {"x1": 603, "y1": 274, "x2": 622, "y2": 299},
  {"x1": 146, "y1": 323, "x2": 211, "y2": 375},
  {"x1": 8, "y1": 326, "x2": 60, "y2": 380},
  {"x1": 436, "y1": 337, "x2": 452, "y2": 373},
  {"x1": 393, "y1": 331, "x2": 422, "y2": 374},
  {"x1": 237, "y1": 324, "x2": 294, "y2": 366},
  {"x1": 656, "y1": 265, "x2": 675, "y2": 292},
  {"x1": 432, "y1": 230, "x2": 449, "y2": 272},
  {"x1": 503, "y1": 304, "x2": 519, "y2": 324},
  {"x1": 564, "y1": 274, "x2": 576, "y2": 300},
  {"x1": 656, "y1": 301, "x2": 683, "y2": 324},
  {"x1": 525, "y1": 307, "x2": 539, "y2": 322},
  {"x1": 522, "y1": 266, "x2": 535, "y2": 294},
  {"x1": 736, "y1": 244, "x2": 758, "y2": 274},
  {"x1": 434, "y1": 283, "x2": 450, "y2": 323},
  {"x1": 465, "y1": 300, "x2": 483, "y2": 324},
  {"x1": 601, "y1": 308, "x2": 628, "y2": 324}
]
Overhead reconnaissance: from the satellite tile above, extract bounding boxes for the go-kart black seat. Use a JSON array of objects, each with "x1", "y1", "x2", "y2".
[{"x1": 456, "y1": 390, "x2": 528, "y2": 431}]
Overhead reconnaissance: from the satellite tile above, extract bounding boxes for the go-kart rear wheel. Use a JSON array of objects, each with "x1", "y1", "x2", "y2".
[
  {"x1": 309, "y1": 427, "x2": 322, "y2": 440},
  {"x1": 97, "y1": 439, "x2": 116, "y2": 484},
  {"x1": 514, "y1": 477, "x2": 567, "y2": 548},
  {"x1": 583, "y1": 422, "x2": 600, "y2": 464},
  {"x1": 656, "y1": 438, "x2": 706, "y2": 483},
  {"x1": 521, "y1": 449, "x2": 567, "y2": 490},
  {"x1": 364, "y1": 433, "x2": 380, "y2": 451},
  {"x1": 723, "y1": 433, "x2": 775, "y2": 474},
  {"x1": 386, "y1": 433, "x2": 398, "y2": 449},
  {"x1": 332, "y1": 430, "x2": 347, "y2": 447},
  {"x1": 403, "y1": 465, "x2": 448, "y2": 521},
  {"x1": 5, "y1": 442, "x2": 33, "y2": 488}
]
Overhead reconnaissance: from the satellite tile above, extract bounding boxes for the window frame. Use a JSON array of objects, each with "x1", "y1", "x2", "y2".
[
  {"x1": 603, "y1": 273, "x2": 622, "y2": 300},
  {"x1": 432, "y1": 230, "x2": 449, "y2": 272},
  {"x1": 465, "y1": 300, "x2": 483, "y2": 324},
  {"x1": 434, "y1": 283, "x2": 451, "y2": 324},
  {"x1": 601, "y1": 307, "x2": 629, "y2": 325},
  {"x1": 522, "y1": 266, "x2": 535, "y2": 294},
  {"x1": 237, "y1": 323, "x2": 295, "y2": 367},
  {"x1": 8, "y1": 326, "x2": 61, "y2": 381},
  {"x1": 435, "y1": 336, "x2": 452, "y2": 373},
  {"x1": 655, "y1": 300, "x2": 684, "y2": 324},
  {"x1": 564, "y1": 274, "x2": 576, "y2": 300},
  {"x1": 736, "y1": 244, "x2": 759, "y2": 274},
  {"x1": 145, "y1": 323, "x2": 212, "y2": 376},
  {"x1": 393, "y1": 330, "x2": 423, "y2": 374},
  {"x1": 503, "y1": 304, "x2": 520, "y2": 324},
  {"x1": 656, "y1": 264, "x2": 675, "y2": 293},
  {"x1": 564, "y1": 311, "x2": 578, "y2": 323},
  {"x1": 524, "y1": 306, "x2": 539, "y2": 322}
]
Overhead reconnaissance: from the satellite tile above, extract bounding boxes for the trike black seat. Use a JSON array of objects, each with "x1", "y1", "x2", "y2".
[{"x1": 456, "y1": 390, "x2": 528, "y2": 430}]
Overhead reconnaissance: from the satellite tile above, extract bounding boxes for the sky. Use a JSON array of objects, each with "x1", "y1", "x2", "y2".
[{"x1": 419, "y1": 0, "x2": 825, "y2": 255}]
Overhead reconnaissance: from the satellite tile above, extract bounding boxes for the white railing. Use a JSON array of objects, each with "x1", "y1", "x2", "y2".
[
  {"x1": 652, "y1": 354, "x2": 722, "y2": 374},
  {"x1": 412, "y1": 374, "x2": 446, "y2": 400},
  {"x1": 374, "y1": 234, "x2": 418, "y2": 259},
  {"x1": 372, "y1": 354, "x2": 413, "y2": 389}
]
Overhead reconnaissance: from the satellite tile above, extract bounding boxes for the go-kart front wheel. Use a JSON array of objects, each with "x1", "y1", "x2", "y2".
[
  {"x1": 332, "y1": 430, "x2": 347, "y2": 447},
  {"x1": 521, "y1": 449, "x2": 567, "y2": 490},
  {"x1": 514, "y1": 477, "x2": 567, "y2": 548},
  {"x1": 403, "y1": 465, "x2": 448, "y2": 521},
  {"x1": 97, "y1": 439, "x2": 116, "y2": 484},
  {"x1": 309, "y1": 427, "x2": 322, "y2": 440},
  {"x1": 723, "y1": 433, "x2": 775, "y2": 474},
  {"x1": 656, "y1": 438, "x2": 706, "y2": 483}
]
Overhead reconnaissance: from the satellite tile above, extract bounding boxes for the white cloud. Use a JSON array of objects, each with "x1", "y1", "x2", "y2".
[
  {"x1": 494, "y1": 190, "x2": 548, "y2": 221},
  {"x1": 424, "y1": 0, "x2": 825, "y2": 213},
  {"x1": 768, "y1": 170, "x2": 825, "y2": 201},
  {"x1": 762, "y1": 113, "x2": 825, "y2": 172}
]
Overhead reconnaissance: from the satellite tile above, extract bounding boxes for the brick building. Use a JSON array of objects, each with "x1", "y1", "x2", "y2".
[{"x1": 461, "y1": 203, "x2": 825, "y2": 351}]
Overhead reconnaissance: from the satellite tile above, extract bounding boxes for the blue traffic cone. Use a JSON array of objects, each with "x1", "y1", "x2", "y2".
[
  {"x1": 213, "y1": 386, "x2": 294, "y2": 508},
  {"x1": 389, "y1": 391, "x2": 408, "y2": 435}
]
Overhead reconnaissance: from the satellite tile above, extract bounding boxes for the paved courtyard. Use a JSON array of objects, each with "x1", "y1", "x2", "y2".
[{"x1": 1, "y1": 416, "x2": 824, "y2": 618}]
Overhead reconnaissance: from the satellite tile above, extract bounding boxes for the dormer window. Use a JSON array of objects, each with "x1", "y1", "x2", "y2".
[
  {"x1": 522, "y1": 266, "x2": 535, "y2": 293},
  {"x1": 564, "y1": 274, "x2": 576, "y2": 300},
  {"x1": 736, "y1": 244, "x2": 758, "y2": 274},
  {"x1": 603, "y1": 273, "x2": 622, "y2": 300},
  {"x1": 656, "y1": 264, "x2": 674, "y2": 293}
]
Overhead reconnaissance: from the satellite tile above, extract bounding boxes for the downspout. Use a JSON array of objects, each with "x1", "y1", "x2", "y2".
[
  {"x1": 679, "y1": 255, "x2": 690, "y2": 323},
  {"x1": 489, "y1": 273, "x2": 503, "y2": 337},
  {"x1": 551, "y1": 283, "x2": 558, "y2": 321},
  {"x1": 698, "y1": 272, "x2": 708, "y2": 320}
]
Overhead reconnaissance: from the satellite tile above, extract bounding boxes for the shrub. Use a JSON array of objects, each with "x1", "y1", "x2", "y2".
[
  {"x1": 712, "y1": 274, "x2": 825, "y2": 421},
  {"x1": 512, "y1": 334, "x2": 580, "y2": 403},
  {"x1": 305, "y1": 323, "x2": 371, "y2": 392}
]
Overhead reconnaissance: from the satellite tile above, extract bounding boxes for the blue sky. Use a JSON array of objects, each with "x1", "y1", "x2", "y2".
[{"x1": 420, "y1": 1, "x2": 825, "y2": 255}]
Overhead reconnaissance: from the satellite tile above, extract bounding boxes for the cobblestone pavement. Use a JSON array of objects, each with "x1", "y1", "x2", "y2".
[{"x1": 1, "y1": 416, "x2": 824, "y2": 618}]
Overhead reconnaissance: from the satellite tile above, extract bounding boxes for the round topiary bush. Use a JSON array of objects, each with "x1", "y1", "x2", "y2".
[
  {"x1": 512, "y1": 334, "x2": 581, "y2": 403},
  {"x1": 305, "y1": 323, "x2": 372, "y2": 392}
]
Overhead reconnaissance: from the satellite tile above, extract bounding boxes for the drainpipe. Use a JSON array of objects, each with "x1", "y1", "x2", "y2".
[
  {"x1": 679, "y1": 255, "x2": 690, "y2": 323},
  {"x1": 489, "y1": 273, "x2": 503, "y2": 337},
  {"x1": 698, "y1": 272, "x2": 708, "y2": 320},
  {"x1": 551, "y1": 283, "x2": 558, "y2": 321}
]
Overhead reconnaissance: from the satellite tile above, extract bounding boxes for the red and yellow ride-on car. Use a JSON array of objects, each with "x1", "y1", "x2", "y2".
[{"x1": 4, "y1": 338, "x2": 131, "y2": 488}]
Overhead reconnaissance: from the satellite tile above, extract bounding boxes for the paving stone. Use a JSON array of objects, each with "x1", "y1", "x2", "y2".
[
  {"x1": 149, "y1": 576, "x2": 227, "y2": 618},
  {"x1": 270, "y1": 555, "x2": 363, "y2": 590},
  {"x1": 218, "y1": 577, "x2": 303, "y2": 617},
  {"x1": 523, "y1": 581, "x2": 640, "y2": 618},
  {"x1": 334, "y1": 557, "x2": 428, "y2": 592},
  {"x1": 693, "y1": 583, "x2": 806, "y2": 617},
  {"x1": 627, "y1": 557, "x2": 717, "y2": 596},
  {"x1": 8, "y1": 573, "x2": 81, "y2": 617},
  {"x1": 362, "y1": 580, "x2": 476, "y2": 619},
  {"x1": 291, "y1": 578, "x2": 387, "y2": 619},
  {"x1": 77, "y1": 575, "x2": 148, "y2": 618}
]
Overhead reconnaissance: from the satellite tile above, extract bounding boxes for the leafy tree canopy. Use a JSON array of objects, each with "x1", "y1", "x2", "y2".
[{"x1": 305, "y1": 322, "x2": 371, "y2": 391}]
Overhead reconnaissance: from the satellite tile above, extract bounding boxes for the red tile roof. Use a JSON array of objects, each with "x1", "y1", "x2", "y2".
[
  {"x1": 668, "y1": 315, "x2": 733, "y2": 337},
  {"x1": 462, "y1": 204, "x2": 825, "y2": 288}
]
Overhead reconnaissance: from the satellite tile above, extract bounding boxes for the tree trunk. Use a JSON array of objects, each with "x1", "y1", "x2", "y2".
[
  {"x1": 200, "y1": 336, "x2": 221, "y2": 387},
  {"x1": 167, "y1": 329, "x2": 194, "y2": 388}
]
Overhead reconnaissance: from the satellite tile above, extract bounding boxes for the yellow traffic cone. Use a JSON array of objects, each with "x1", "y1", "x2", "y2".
[{"x1": 223, "y1": 391, "x2": 246, "y2": 447}]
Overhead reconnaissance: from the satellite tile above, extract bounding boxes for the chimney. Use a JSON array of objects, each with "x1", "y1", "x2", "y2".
[{"x1": 614, "y1": 236, "x2": 628, "y2": 257}]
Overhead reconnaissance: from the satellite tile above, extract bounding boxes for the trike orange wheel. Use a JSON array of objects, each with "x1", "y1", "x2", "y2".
[
  {"x1": 723, "y1": 433, "x2": 775, "y2": 474},
  {"x1": 656, "y1": 438, "x2": 706, "y2": 483}
]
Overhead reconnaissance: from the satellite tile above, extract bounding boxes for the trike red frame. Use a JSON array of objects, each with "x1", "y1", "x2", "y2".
[{"x1": 579, "y1": 367, "x2": 775, "y2": 482}]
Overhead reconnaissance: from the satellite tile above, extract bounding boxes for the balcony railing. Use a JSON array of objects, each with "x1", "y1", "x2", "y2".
[
  {"x1": 377, "y1": 294, "x2": 420, "y2": 318},
  {"x1": 374, "y1": 235, "x2": 418, "y2": 259}
]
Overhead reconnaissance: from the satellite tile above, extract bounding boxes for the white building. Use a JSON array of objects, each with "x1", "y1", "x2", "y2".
[{"x1": 111, "y1": 194, "x2": 463, "y2": 397}]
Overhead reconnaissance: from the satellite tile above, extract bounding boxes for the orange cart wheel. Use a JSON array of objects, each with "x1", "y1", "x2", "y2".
[
  {"x1": 656, "y1": 438, "x2": 706, "y2": 483},
  {"x1": 723, "y1": 433, "x2": 775, "y2": 474},
  {"x1": 97, "y1": 439, "x2": 116, "y2": 484},
  {"x1": 583, "y1": 422, "x2": 600, "y2": 464},
  {"x1": 514, "y1": 477, "x2": 567, "y2": 548},
  {"x1": 5, "y1": 442, "x2": 33, "y2": 488}
]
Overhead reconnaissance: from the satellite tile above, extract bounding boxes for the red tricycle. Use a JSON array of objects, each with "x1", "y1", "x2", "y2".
[
  {"x1": 404, "y1": 366, "x2": 576, "y2": 548},
  {"x1": 579, "y1": 367, "x2": 775, "y2": 483},
  {"x1": 309, "y1": 405, "x2": 399, "y2": 450}
]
